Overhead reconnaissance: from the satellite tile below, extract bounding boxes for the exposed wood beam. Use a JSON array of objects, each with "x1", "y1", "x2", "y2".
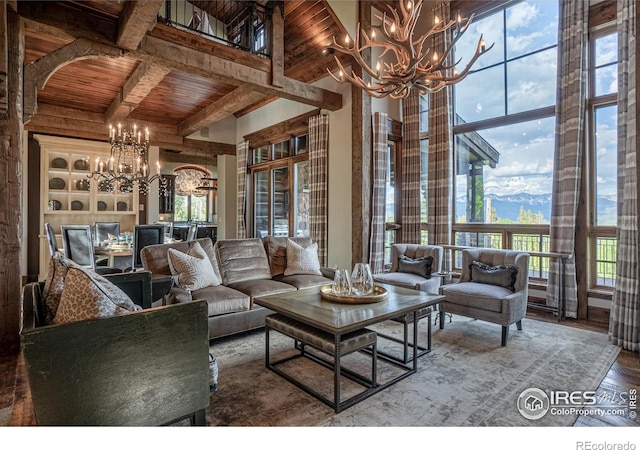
[
  {"x1": 178, "y1": 87, "x2": 266, "y2": 136},
  {"x1": 160, "y1": 139, "x2": 235, "y2": 155},
  {"x1": 24, "y1": 114, "x2": 235, "y2": 156},
  {"x1": 234, "y1": 96, "x2": 277, "y2": 118},
  {"x1": 243, "y1": 109, "x2": 319, "y2": 148},
  {"x1": 148, "y1": 23, "x2": 271, "y2": 72},
  {"x1": 0, "y1": 2, "x2": 7, "y2": 114},
  {"x1": 135, "y1": 35, "x2": 342, "y2": 111},
  {"x1": 23, "y1": 38, "x2": 123, "y2": 123},
  {"x1": 270, "y1": 2, "x2": 284, "y2": 88},
  {"x1": 105, "y1": 61, "x2": 171, "y2": 124},
  {"x1": 117, "y1": 0, "x2": 163, "y2": 51},
  {"x1": 17, "y1": 1, "x2": 116, "y2": 46}
]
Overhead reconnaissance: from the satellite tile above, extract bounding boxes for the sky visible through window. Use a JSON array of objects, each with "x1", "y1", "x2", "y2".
[{"x1": 453, "y1": 1, "x2": 559, "y2": 224}]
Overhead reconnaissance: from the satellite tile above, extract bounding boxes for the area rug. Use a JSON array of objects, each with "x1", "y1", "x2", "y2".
[{"x1": 206, "y1": 316, "x2": 620, "y2": 427}]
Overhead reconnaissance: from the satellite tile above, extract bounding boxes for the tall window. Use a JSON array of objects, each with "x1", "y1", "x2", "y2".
[
  {"x1": 451, "y1": 1, "x2": 558, "y2": 273},
  {"x1": 589, "y1": 28, "x2": 618, "y2": 288},
  {"x1": 384, "y1": 141, "x2": 400, "y2": 265},
  {"x1": 419, "y1": 94, "x2": 429, "y2": 244},
  {"x1": 249, "y1": 135, "x2": 309, "y2": 238}
]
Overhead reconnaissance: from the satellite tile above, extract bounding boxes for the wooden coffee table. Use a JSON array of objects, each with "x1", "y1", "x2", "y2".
[{"x1": 254, "y1": 283, "x2": 445, "y2": 412}]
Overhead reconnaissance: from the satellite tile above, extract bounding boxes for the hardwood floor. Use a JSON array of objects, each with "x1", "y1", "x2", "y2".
[
  {"x1": 1, "y1": 310, "x2": 638, "y2": 426},
  {"x1": 526, "y1": 309, "x2": 640, "y2": 427}
]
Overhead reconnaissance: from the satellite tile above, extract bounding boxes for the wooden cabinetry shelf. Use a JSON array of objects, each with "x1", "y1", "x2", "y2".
[{"x1": 36, "y1": 135, "x2": 139, "y2": 279}]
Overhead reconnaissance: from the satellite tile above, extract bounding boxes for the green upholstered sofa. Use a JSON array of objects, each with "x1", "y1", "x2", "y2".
[{"x1": 20, "y1": 271, "x2": 211, "y2": 426}]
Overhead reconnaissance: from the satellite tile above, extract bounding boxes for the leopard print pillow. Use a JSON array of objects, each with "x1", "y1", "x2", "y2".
[
  {"x1": 42, "y1": 253, "x2": 84, "y2": 324},
  {"x1": 52, "y1": 266, "x2": 141, "y2": 324}
]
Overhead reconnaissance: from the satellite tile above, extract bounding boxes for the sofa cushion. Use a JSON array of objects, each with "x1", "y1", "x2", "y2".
[
  {"x1": 470, "y1": 261, "x2": 518, "y2": 292},
  {"x1": 141, "y1": 238, "x2": 221, "y2": 280},
  {"x1": 374, "y1": 271, "x2": 433, "y2": 290},
  {"x1": 190, "y1": 285, "x2": 251, "y2": 316},
  {"x1": 284, "y1": 239, "x2": 322, "y2": 276},
  {"x1": 398, "y1": 255, "x2": 433, "y2": 278},
  {"x1": 52, "y1": 266, "x2": 141, "y2": 324},
  {"x1": 168, "y1": 241, "x2": 220, "y2": 291},
  {"x1": 274, "y1": 274, "x2": 331, "y2": 289},
  {"x1": 263, "y1": 236, "x2": 313, "y2": 277},
  {"x1": 441, "y1": 282, "x2": 513, "y2": 313},
  {"x1": 216, "y1": 239, "x2": 272, "y2": 284},
  {"x1": 227, "y1": 279, "x2": 296, "y2": 299}
]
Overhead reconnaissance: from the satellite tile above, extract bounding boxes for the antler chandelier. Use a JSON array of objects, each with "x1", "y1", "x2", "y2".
[
  {"x1": 88, "y1": 121, "x2": 166, "y2": 195},
  {"x1": 326, "y1": 0, "x2": 493, "y2": 99}
]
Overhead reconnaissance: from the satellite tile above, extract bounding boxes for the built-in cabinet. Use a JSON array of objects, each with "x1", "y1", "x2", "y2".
[{"x1": 36, "y1": 135, "x2": 139, "y2": 279}]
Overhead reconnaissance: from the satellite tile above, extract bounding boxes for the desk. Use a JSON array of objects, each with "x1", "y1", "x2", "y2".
[{"x1": 255, "y1": 283, "x2": 444, "y2": 412}]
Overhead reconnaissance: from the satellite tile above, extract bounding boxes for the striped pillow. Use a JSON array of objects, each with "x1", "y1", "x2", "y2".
[{"x1": 168, "y1": 241, "x2": 220, "y2": 291}]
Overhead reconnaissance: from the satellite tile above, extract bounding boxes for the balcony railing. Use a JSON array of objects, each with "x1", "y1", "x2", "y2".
[{"x1": 160, "y1": 0, "x2": 272, "y2": 58}]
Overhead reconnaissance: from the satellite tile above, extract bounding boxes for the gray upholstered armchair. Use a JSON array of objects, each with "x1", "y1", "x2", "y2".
[
  {"x1": 373, "y1": 243, "x2": 444, "y2": 294},
  {"x1": 372, "y1": 243, "x2": 444, "y2": 364},
  {"x1": 439, "y1": 248, "x2": 530, "y2": 346}
]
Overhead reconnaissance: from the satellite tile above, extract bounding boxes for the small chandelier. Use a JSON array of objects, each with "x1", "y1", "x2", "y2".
[
  {"x1": 89, "y1": 121, "x2": 166, "y2": 195},
  {"x1": 326, "y1": 0, "x2": 494, "y2": 99}
]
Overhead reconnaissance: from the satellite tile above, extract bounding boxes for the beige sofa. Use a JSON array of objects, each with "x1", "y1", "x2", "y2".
[{"x1": 140, "y1": 236, "x2": 333, "y2": 340}]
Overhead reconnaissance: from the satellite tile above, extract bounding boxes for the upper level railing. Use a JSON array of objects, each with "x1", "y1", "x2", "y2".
[{"x1": 159, "y1": 0, "x2": 272, "y2": 58}]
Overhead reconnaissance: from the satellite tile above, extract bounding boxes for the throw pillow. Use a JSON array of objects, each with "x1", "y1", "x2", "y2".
[
  {"x1": 42, "y1": 252, "x2": 85, "y2": 324},
  {"x1": 469, "y1": 261, "x2": 518, "y2": 292},
  {"x1": 398, "y1": 255, "x2": 433, "y2": 278},
  {"x1": 52, "y1": 266, "x2": 141, "y2": 324},
  {"x1": 167, "y1": 241, "x2": 221, "y2": 291},
  {"x1": 284, "y1": 239, "x2": 322, "y2": 276}
]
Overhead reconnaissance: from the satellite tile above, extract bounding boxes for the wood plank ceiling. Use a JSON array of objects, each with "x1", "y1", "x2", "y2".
[{"x1": 18, "y1": 0, "x2": 353, "y2": 158}]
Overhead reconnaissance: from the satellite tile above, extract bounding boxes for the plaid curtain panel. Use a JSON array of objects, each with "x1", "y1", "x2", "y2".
[
  {"x1": 369, "y1": 112, "x2": 388, "y2": 274},
  {"x1": 236, "y1": 141, "x2": 249, "y2": 239},
  {"x1": 401, "y1": 89, "x2": 421, "y2": 244},
  {"x1": 309, "y1": 114, "x2": 329, "y2": 266},
  {"x1": 427, "y1": 2, "x2": 453, "y2": 250},
  {"x1": 545, "y1": 0, "x2": 588, "y2": 319},
  {"x1": 609, "y1": 0, "x2": 639, "y2": 352}
]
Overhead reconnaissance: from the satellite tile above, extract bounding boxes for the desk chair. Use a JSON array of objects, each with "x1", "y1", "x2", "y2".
[
  {"x1": 60, "y1": 225, "x2": 122, "y2": 275},
  {"x1": 131, "y1": 225, "x2": 165, "y2": 271}
]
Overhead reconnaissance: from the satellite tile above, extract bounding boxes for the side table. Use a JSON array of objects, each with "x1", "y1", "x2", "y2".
[{"x1": 433, "y1": 271, "x2": 455, "y2": 325}]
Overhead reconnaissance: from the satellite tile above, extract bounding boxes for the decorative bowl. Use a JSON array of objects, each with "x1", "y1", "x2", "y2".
[{"x1": 319, "y1": 284, "x2": 388, "y2": 304}]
